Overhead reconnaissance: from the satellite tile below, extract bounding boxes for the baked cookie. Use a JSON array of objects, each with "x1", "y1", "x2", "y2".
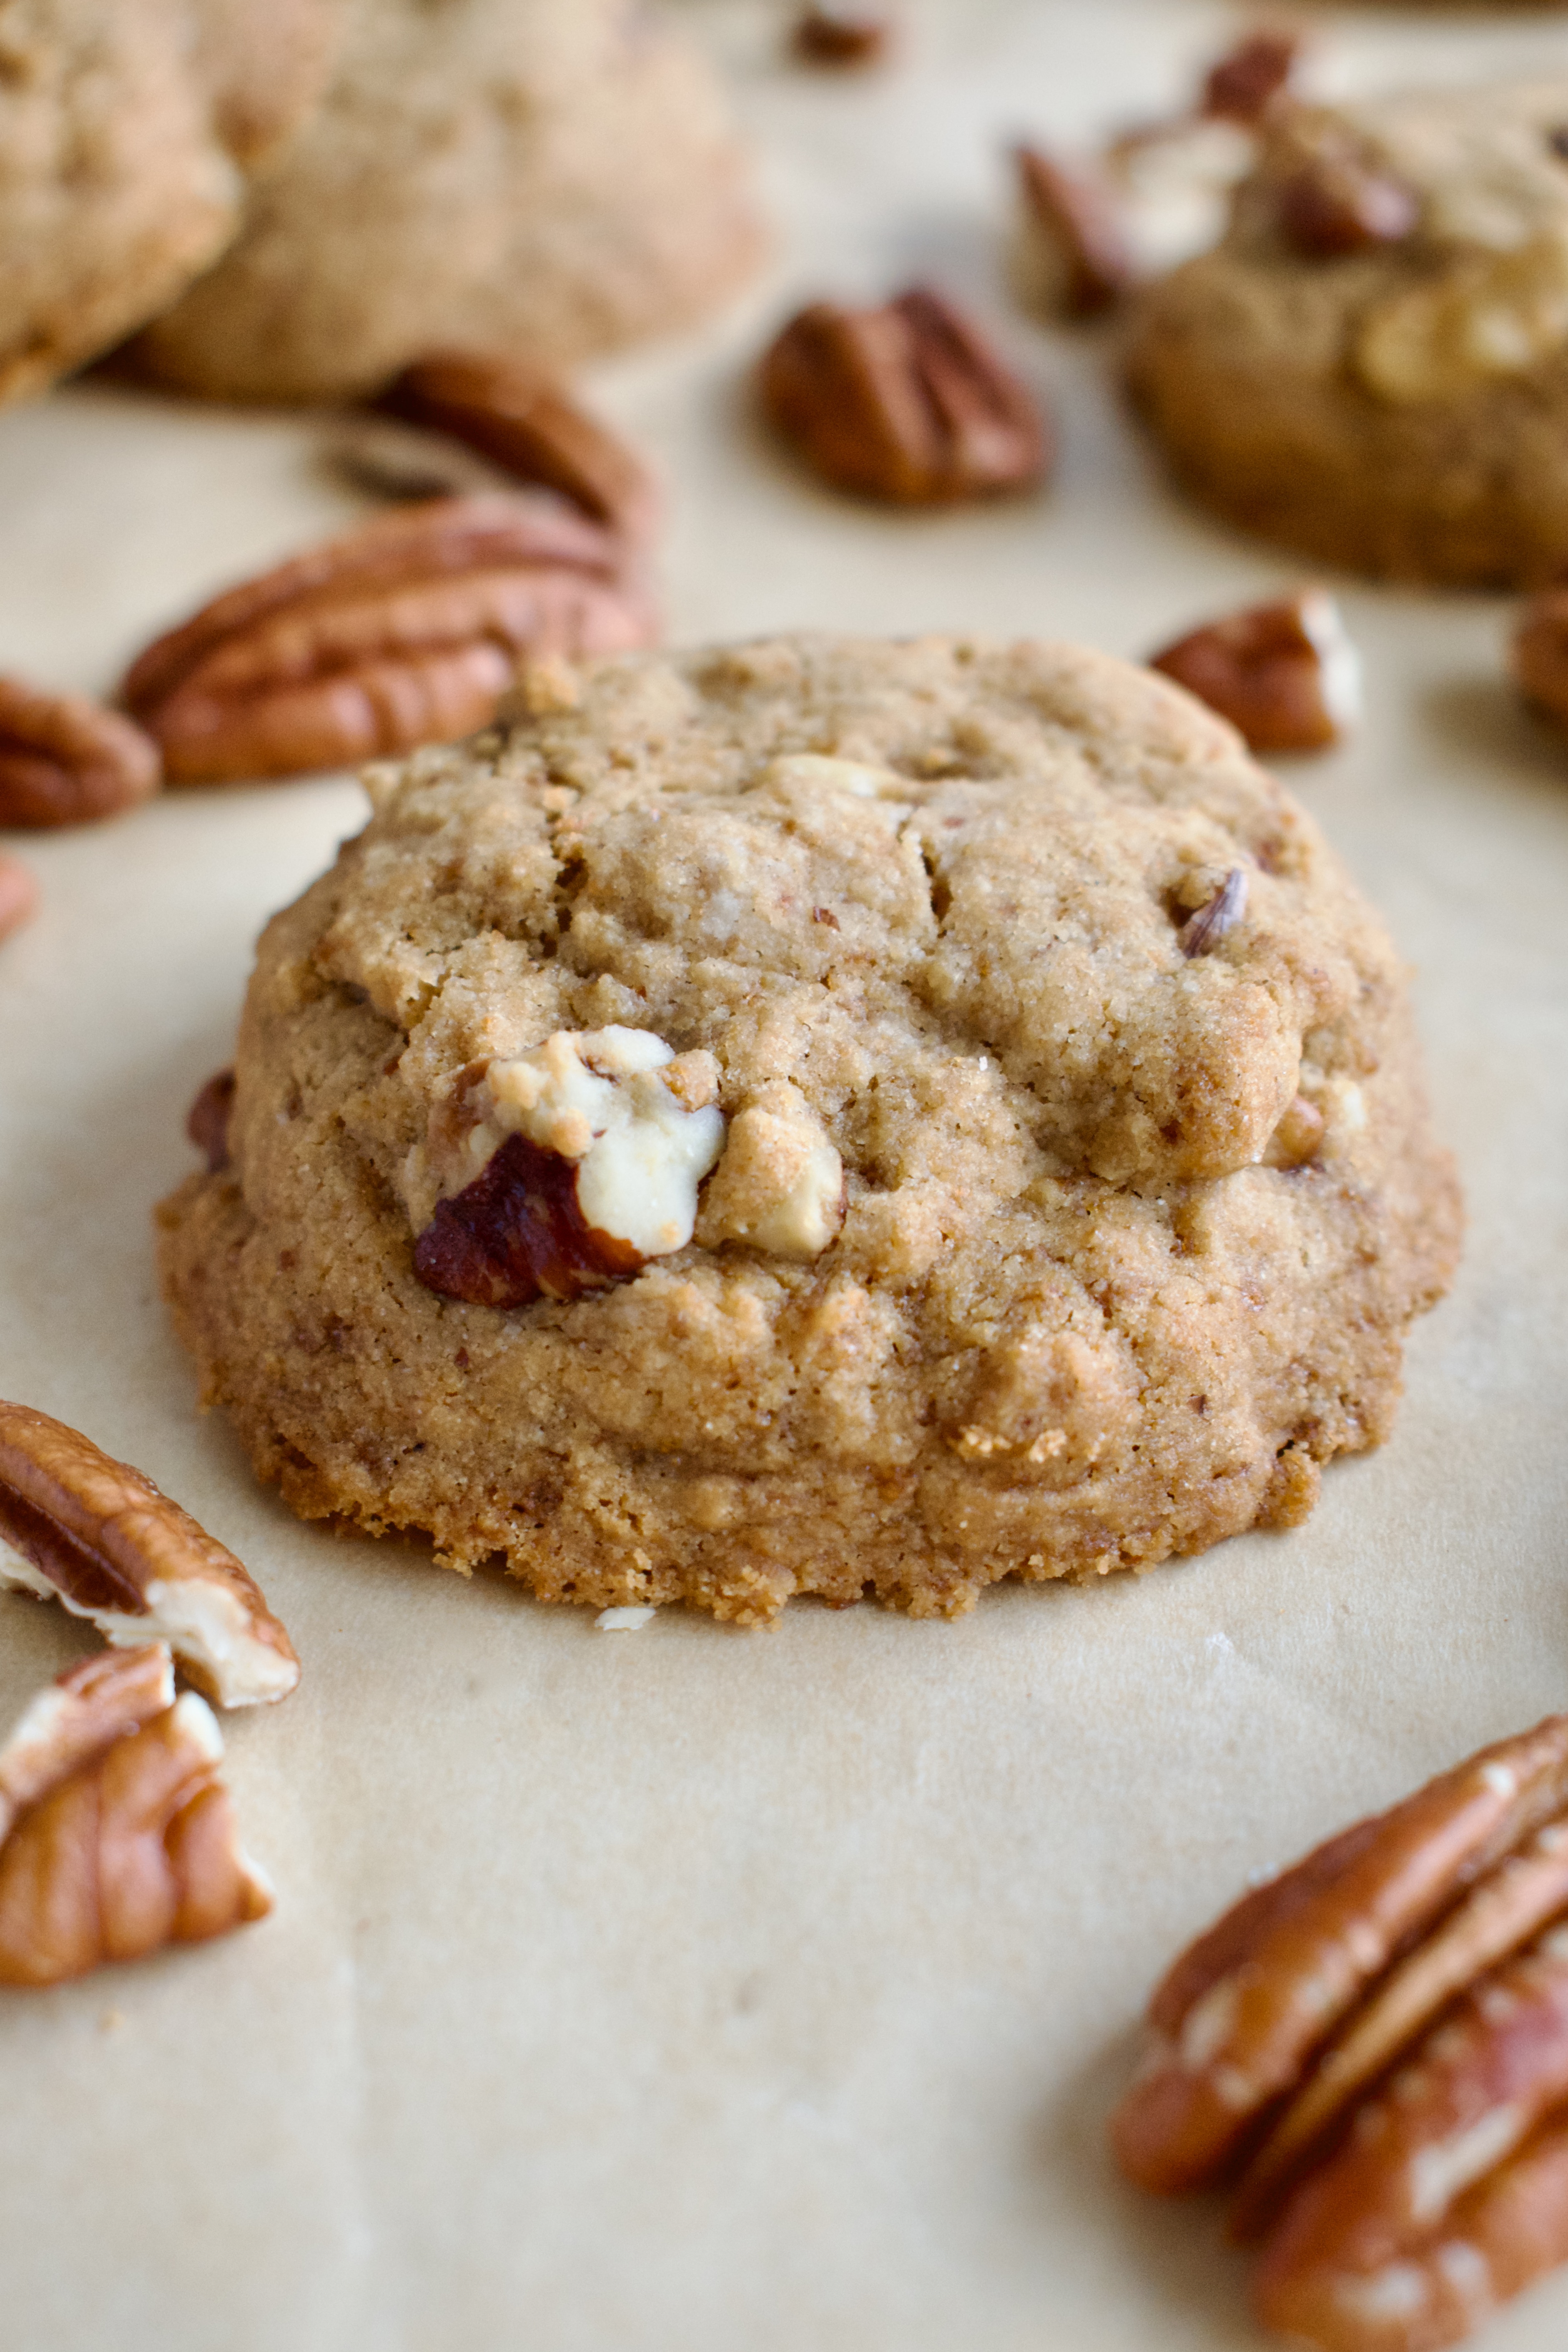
[
  {"x1": 0, "y1": 0, "x2": 341, "y2": 407},
  {"x1": 157, "y1": 635, "x2": 1460, "y2": 1623},
  {"x1": 126, "y1": 0, "x2": 765, "y2": 403},
  {"x1": 1127, "y1": 81, "x2": 1568, "y2": 584}
]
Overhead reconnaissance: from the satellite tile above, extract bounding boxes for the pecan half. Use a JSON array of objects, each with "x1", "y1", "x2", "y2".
[
  {"x1": 1201, "y1": 32, "x2": 1300, "y2": 126},
  {"x1": 1111, "y1": 1714, "x2": 1568, "y2": 2195},
  {"x1": 186, "y1": 1068, "x2": 236, "y2": 1173},
  {"x1": 0, "y1": 854, "x2": 38, "y2": 945},
  {"x1": 0, "y1": 1644, "x2": 173, "y2": 1845},
  {"x1": 379, "y1": 352, "x2": 660, "y2": 544},
  {"x1": 0, "y1": 1401, "x2": 299, "y2": 1707},
  {"x1": 413, "y1": 1030, "x2": 725, "y2": 1309},
  {"x1": 0, "y1": 677, "x2": 160, "y2": 828},
  {"x1": 1150, "y1": 592, "x2": 1360, "y2": 754},
  {"x1": 790, "y1": 5, "x2": 891, "y2": 66},
  {"x1": 759, "y1": 287, "x2": 1050, "y2": 505},
  {"x1": 0, "y1": 1680, "x2": 271, "y2": 1987},
  {"x1": 1015, "y1": 146, "x2": 1134, "y2": 320},
  {"x1": 120, "y1": 495, "x2": 656, "y2": 784},
  {"x1": 1253, "y1": 1928, "x2": 1568, "y2": 2352},
  {"x1": 1511, "y1": 588, "x2": 1568, "y2": 730},
  {"x1": 1279, "y1": 158, "x2": 1420, "y2": 261}
]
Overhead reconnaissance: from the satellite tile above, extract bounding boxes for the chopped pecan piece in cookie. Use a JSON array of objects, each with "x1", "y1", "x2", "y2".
[
  {"x1": 0, "y1": 676, "x2": 160, "y2": 827},
  {"x1": 1014, "y1": 146, "x2": 1134, "y2": 320},
  {"x1": 1201, "y1": 32, "x2": 1300, "y2": 128},
  {"x1": 1114, "y1": 1714, "x2": 1568, "y2": 2351},
  {"x1": 789, "y1": 5, "x2": 891, "y2": 68},
  {"x1": 413, "y1": 1029, "x2": 725, "y2": 1309},
  {"x1": 1511, "y1": 587, "x2": 1568, "y2": 729},
  {"x1": 186, "y1": 1068, "x2": 237, "y2": 1173},
  {"x1": 0, "y1": 1401, "x2": 299, "y2": 1707},
  {"x1": 1150, "y1": 592, "x2": 1360, "y2": 754},
  {"x1": 120, "y1": 494, "x2": 656, "y2": 783},
  {"x1": 1278, "y1": 157, "x2": 1420, "y2": 261},
  {"x1": 379, "y1": 351, "x2": 660, "y2": 544},
  {"x1": 0, "y1": 1667, "x2": 271, "y2": 1988},
  {"x1": 759, "y1": 287, "x2": 1049, "y2": 505},
  {"x1": 0, "y1": 854, "x2": 38, "y2": 945}
]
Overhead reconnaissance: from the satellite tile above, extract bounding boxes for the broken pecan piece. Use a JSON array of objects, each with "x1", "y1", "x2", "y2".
[
  {"x1": 1014, "y1": 146, "x2": 1134, "y2": 320},
  {"x1": 414, "y1": 1030, "x2": 725, "y2": 1309},
  {"x1": 1111, "y1": 1714, "x2": 1568, "y2": 2195},
  {"x1": 0, "y1": 854, "x2": 38, "y2": 945},
  {"x1": 1253, "y1": 1928, "x2": 1568, "y2": 2352},
  {"x1": 1511, "y1": 588, "x2": 1568, "y2": 731},
  {"x1": 1201, "y1": 32, "x2": 1300, "y2": 127},
  {"x1": 0, "y1": 1678, "x2": 271, "y2": 1988},
  {"x1": 759, "y1": 287, "x2": 1050, "y2": 505},
  {"x1": 1179, "y1": 867, "x2": 1248, "y2": 959},
  {"x1": 379, "y1": 352, "x2": 660, "y2": 544},
  {"x1": 186, "y1": 1068, "x2": 236, "y2": 1173},
  {"x1": 0, "y1": 676, "x2": 160, "y2": 828},
  {"x1": 0, "y1": 1644, "x2": 173, "y2": 1844},
  {"x1": 1279, "y1": 158, "x2": 1420, "y2": 261},
  {"x1": 1150, "y1": 591, "x2": 1360, "y2": 754},
  {"x1": 120, "y1": 494, "x2": 656, "y2": 783},
  {"x1": 789, "y1": 5, "x2": 891, "y2": 67},
  {"x1": 0, "y1": 1401, "x2": 299, "y2": 1707}
]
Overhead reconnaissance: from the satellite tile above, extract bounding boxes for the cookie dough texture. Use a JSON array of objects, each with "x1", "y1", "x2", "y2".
[
  {"x1": 0, "y1": 0, "x2": 340, "y2": 406},
  {"x1": 127, "y1": 0, "x2": 765, "y2": 402},
  {"x1": 1129, "y1": 81, "x2": 1568, "y2": 583},
  {"x1": 157, "y1": 636, "x2": 1460, "y2": 1622}
]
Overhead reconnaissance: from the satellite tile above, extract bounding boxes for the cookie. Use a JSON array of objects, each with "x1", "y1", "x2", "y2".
[
  {"x1": 1127, "y1": 81, "x2": 1568, "y2": 584},
  {"x1": 156, "y1": 634, "x2": 1460, "y2": 1623},
  {"x1": 126, "y1": 0, "x2": 765, "y2": 404},
  {"x1": 0, "y1": 0, "x2": 341, "y2": 408}
]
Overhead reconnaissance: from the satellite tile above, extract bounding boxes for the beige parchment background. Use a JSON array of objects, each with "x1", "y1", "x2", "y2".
[{"x1": 3, "y1": 4, "x2": 1568, "y2": 2347}]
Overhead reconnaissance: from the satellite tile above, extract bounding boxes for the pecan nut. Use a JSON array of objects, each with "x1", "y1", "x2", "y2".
[
  {"x1": 1278, "y1": 158, "x2": 1420, "y2": 260},
  {"x1": 0, "y1": 1401, "x2": 300, "y2": 1707},
  {"x1": 1113, "y1": 1714, "x2": 1568, "y2": 2352},
  {"x1": 1179, "y1": 866, "x2": 1249, "y2": 959},
  {"x1": 0, "y1": 1667, "x2": 271, "y2": 1988},
  {"x1": 1149, "y1": 592, "x2": 1361, "y2": 754},
  {"x1": 1201, "y1": 32, "x2": 1300, "y2": 127},
  {"x1": 0, "y1": 676, "x2": 160, "y2": 828},
  {"x1": 186, "y1": 1068, "x2": 237, "y2": 1173},
  {"x1": 1511, "y1": 588, "x2": 1568, "y2": 730},
  {"x1": 0, "y1": 1644, "x2": 173, "y2": 1845},
  {"x1": 789, "y1": 5, "x2": 891, "y2": 67},
  {"x1": 413, "y1": 1030, "x2": 725, "y2": 1309},
  {"x1": 0, "y1": 854, "x2": 38, "y2": 946},
  {"x1": 1014, "y1": 146, "x2": 1134, "y2": 320},
  {"x1": 379, "y1": 351, "x2": 660, "y2": 544},
  {"x1": 120, "y1": 494, "x2": 657, "y2": 784},
  {"x1": 759, "y1": 286, "x2": 1050, "y2": 505}
]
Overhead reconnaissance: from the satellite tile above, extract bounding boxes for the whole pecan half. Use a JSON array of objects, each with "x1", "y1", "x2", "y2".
[
  {"x1": 0, "y1": 1643, "x2": 173, "y2": 1845},
  {"x1": 0, "y1": 1671, "x2": 271, "y2": 1988},
  {"x1": 0, "y1": 1401, "x2": 299, "y2": 1707},
  {"x1": 1150, "y1": 592, "x2": 1361, "y2": 754},
  {"x1": 379, "y1": 352, "x2": 660, "y2": 544},
  {"x1": 789, "y1": 5, "x2": 891, "y2": 66},
  {"x1": 759, "y1": 286, "x2": 1050, "y2": 505},
  {"x1": 0, "y1": 854, "x2": 38, "y2": 945},
  {"x1": 1113, "y1": 1714, "x2": 1568, "y2": 2352},
  {"x1": 0, "y1": 676, "x2": 160, "y2": 828},
  {"x1": 1015, "y1": 146, "x2": 1134, "y2": 320},
  {"x1": 120, "y1": 494, "x2": 657, "y2": 783}
]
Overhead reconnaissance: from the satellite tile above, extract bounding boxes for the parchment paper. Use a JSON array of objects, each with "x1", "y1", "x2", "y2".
[{"x1": 4, "y1": 5, "x2": 1568, "y2": 2347}]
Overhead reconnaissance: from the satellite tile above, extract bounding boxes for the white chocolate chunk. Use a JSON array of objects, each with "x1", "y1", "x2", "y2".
[
  {"x1": 1357, "y1": 229, "x2": 1568, "y2": 403},
  {"x1": 763, "y1": 753, "x2": 908, "y2": 801}
]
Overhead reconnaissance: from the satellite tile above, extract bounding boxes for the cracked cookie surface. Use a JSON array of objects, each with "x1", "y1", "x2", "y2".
[
  {"x1": 1129, "y1": 80, "x2": 1568, "y2": 584},
  {"x1": 156, "y1": 634, "x2": 1459, "y2": 1621}
]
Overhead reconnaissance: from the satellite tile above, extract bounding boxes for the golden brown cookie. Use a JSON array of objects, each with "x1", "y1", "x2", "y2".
[
  {"x1": 1128, "y1": 81, "x2": 1568, "y2": 584},
  {"x1": 127, "y1": 0, "x2": 765, "y2": 403},
  {"x1": 156, "y1": 635, "x2": 1460, "y2": 1623},
  {"x1": 0, "y1": 0, "x2": 342, "y2": 407}
]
